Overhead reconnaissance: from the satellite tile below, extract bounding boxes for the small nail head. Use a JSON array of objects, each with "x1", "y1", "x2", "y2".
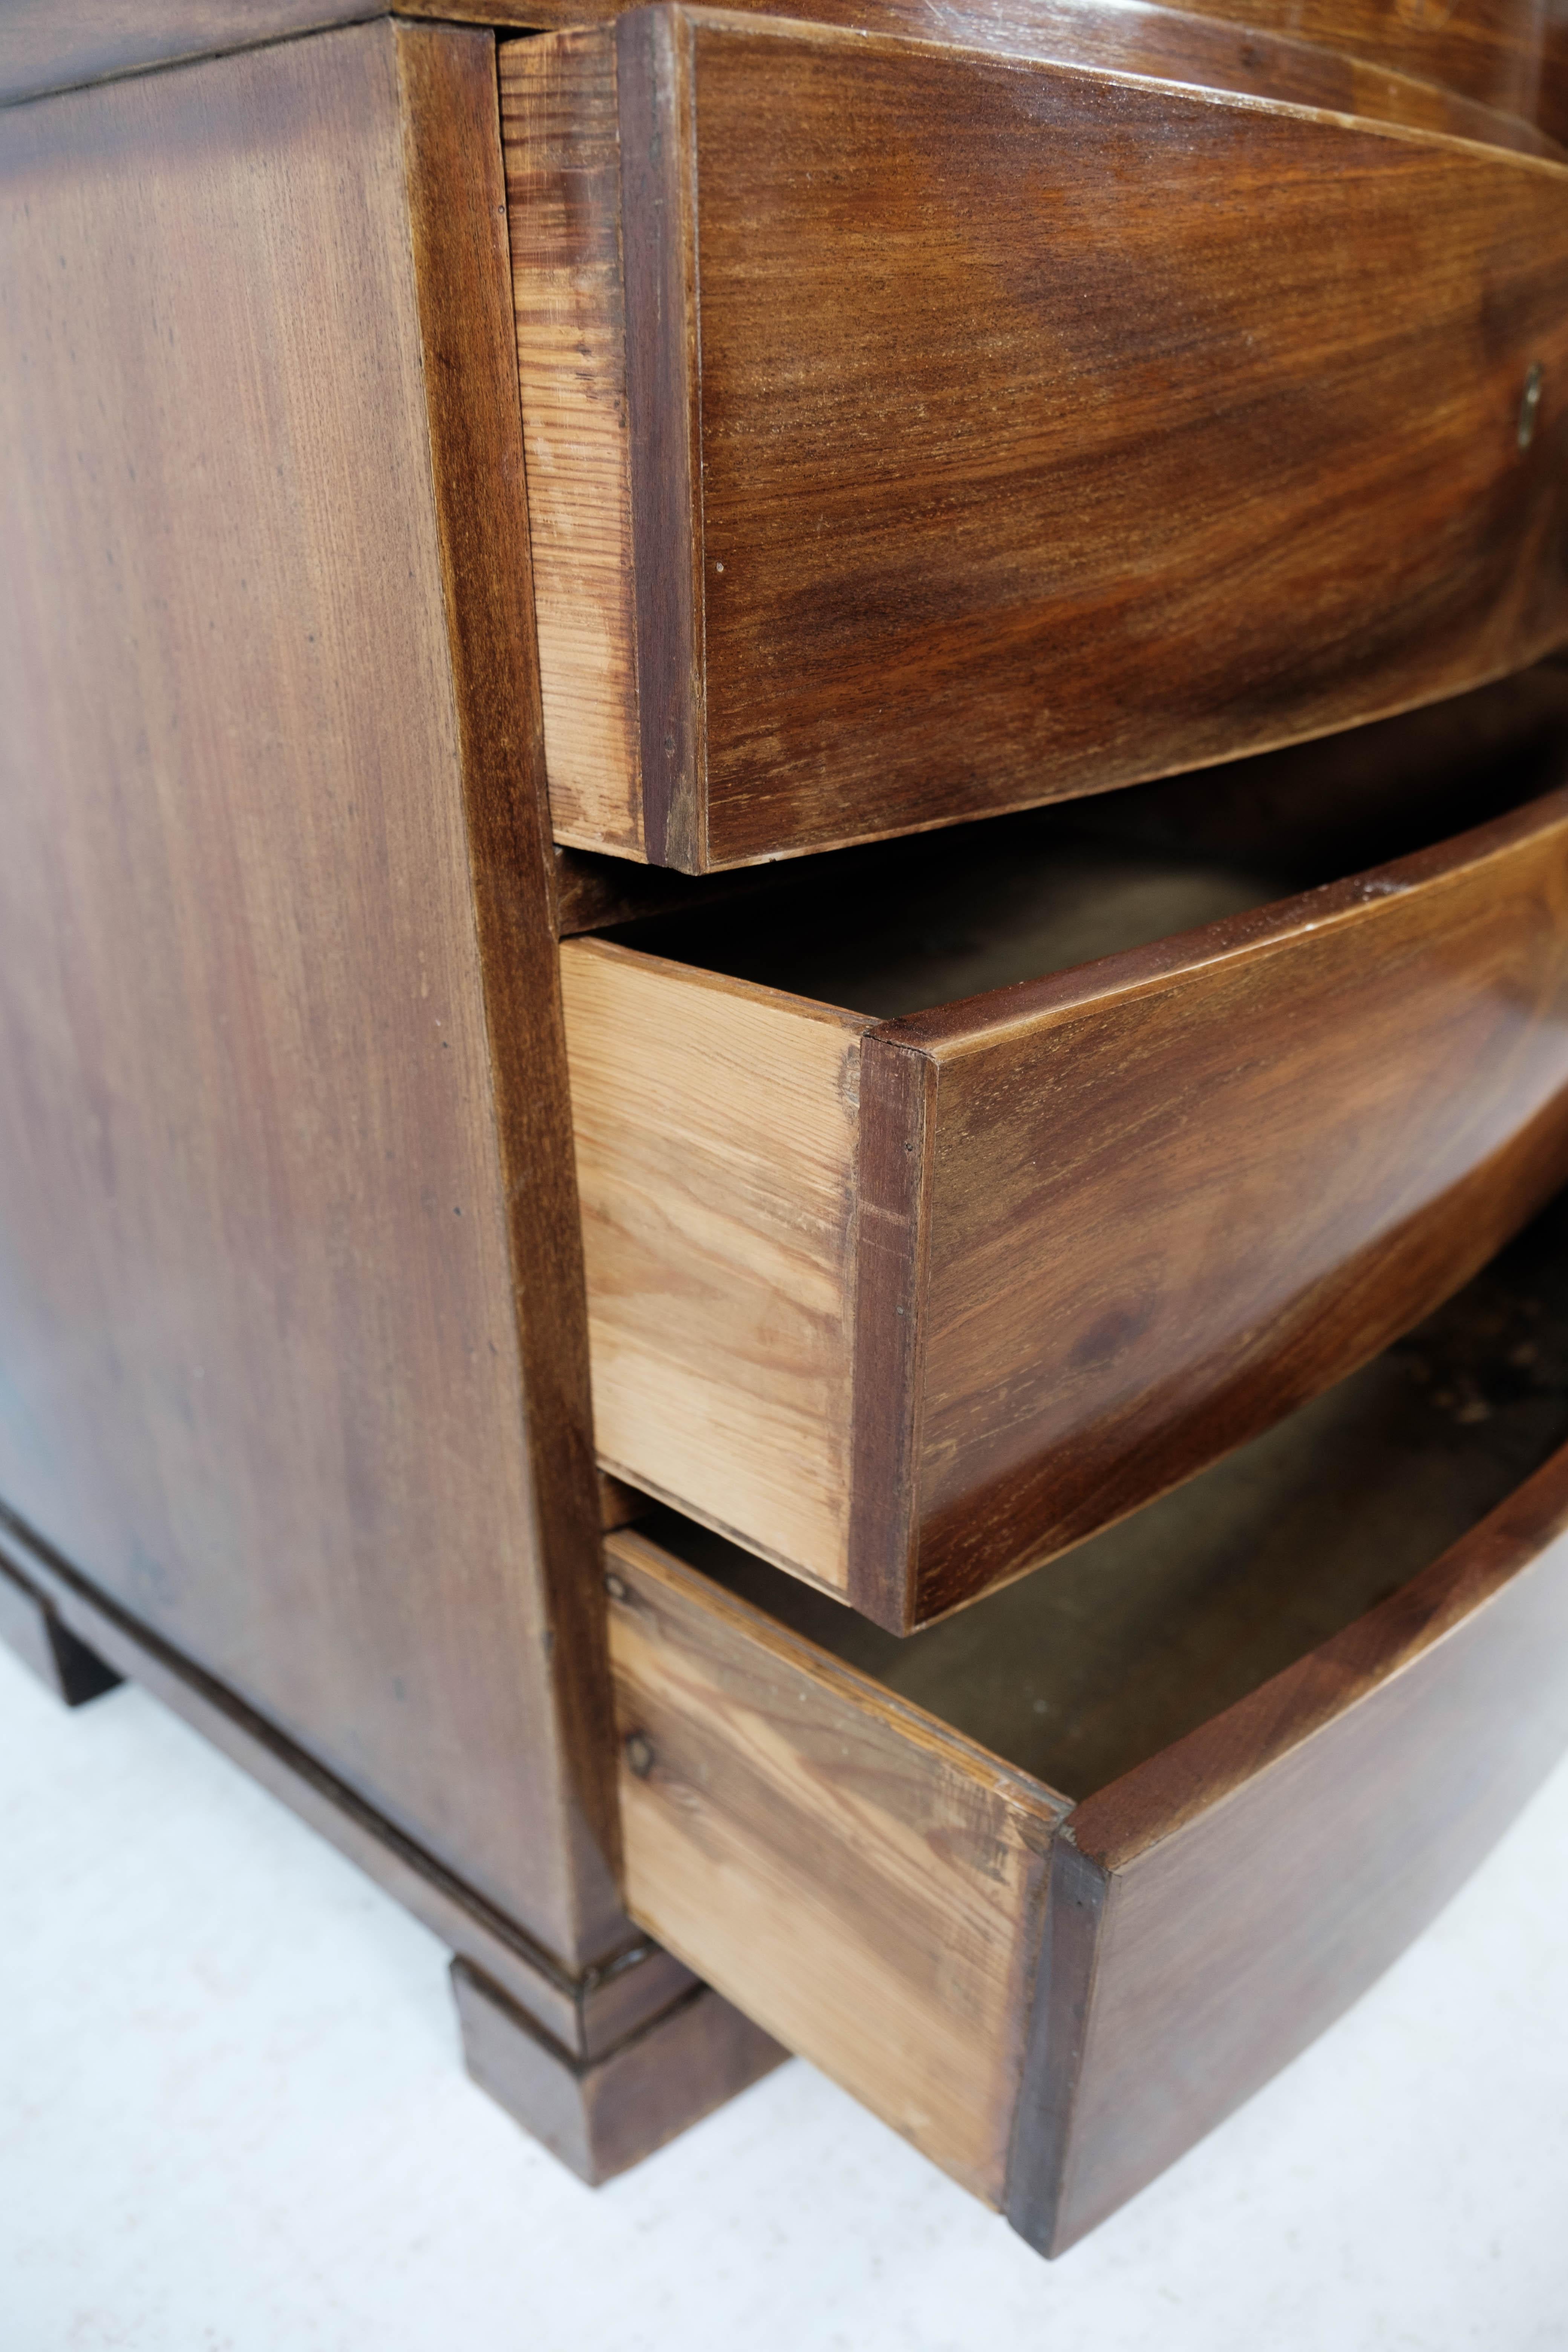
[
  {"x1": 604, "y1": 1572, "x2": 627, "y2": 1602},
  {"x1": 1519, "y1": 362, "x2": 1544, "y2": 451},
  {"x1": 625, "y1": 1733, "x2": 655, "y2": 1779}
]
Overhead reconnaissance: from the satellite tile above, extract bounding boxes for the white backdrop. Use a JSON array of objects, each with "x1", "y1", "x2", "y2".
[{"x1": 4, "y1": 1639, "x2": 1567, "y2": 2352}]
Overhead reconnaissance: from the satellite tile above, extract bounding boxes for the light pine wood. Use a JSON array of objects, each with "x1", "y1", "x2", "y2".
[
  {"x1": 605, "y1": 1528, "x2": 1064, "y2": 2203},
  {"x1": 561, "y1": 942, "x2": 869, "y2": 1594},
  {"x1": 504, "y1": 26, "x2": 643, "y2": 856},
  {"x1": 502, "y1": 8, "x2": 1568, "y2": 873}
]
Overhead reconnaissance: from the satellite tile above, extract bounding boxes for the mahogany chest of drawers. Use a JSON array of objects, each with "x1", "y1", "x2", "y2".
[{"x1": 4, "y1": 0, "x2": 1568, "y2": 2262}]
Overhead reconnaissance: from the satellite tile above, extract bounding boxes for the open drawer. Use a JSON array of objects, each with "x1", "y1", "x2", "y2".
[
  {"x1": 563, "y1": 773, "x2": 1568, "y2": 1630},
  {"x1": 501, "y1": 8, "x2": 1568, "y2": 871},
  {"x1": 603, "y1": 1201, "x2": 1568, "y2": 2251}
]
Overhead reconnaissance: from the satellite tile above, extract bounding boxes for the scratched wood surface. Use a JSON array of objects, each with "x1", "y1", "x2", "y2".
[
  {"x1": 568, "y1": 783, "x2": 1568, "y2": 1626},
  {"x1": 502, "y1": 7, "x2": 1568, "y2": 872}
]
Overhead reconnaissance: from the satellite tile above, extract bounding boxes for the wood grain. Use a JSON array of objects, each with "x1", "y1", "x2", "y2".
[
  {"x1": 0, "y1": 2, "x2": 377, "y2": 108},
  {"x1": 482, "y1": 0, "x2": 1568, "y2": 155},
  {"x1": 12, "y1": 0, "x2": 1557, "y2": 156},
  {"x1": 553, "y1": 843, "x2": 779, "y2": 936},
  {"x1": 561, "y1": 941, "x2": 870, "y2": 1594},
  {"x1": 567, "y1": 790, "x2": 1568, "y2": 1626},
  {"x1": 505, "y1": 26, "x2": 643, "y2": 858},
  {"x1": 620, "y1": 1232, "x2": 1568, "y2": 2245},
  {"x1": 394, "y1": 17, "x2": 628, "y2": 1965},
  {"x1": 9, "y1": 1, "x2": 1568, "y2": 153},
  {"x1": 605, "y1": 1529, "x2": 1065, "y2": 2203},
  {"x1": 1012, "y1": 1436, "x2": 1568, "y2": 2252},
  {"x1": 1181, "y1": 0, "x2": 1568, "y2": 137},
  {"x1": 0, "y1": 24, "x2": 623, "y2": 1966},
  {"x1": 502, "y1": 8, "x2": 1568, "y2": 873},
  {"x1": 618, "y1": 6, "x2": 707, "y2": 871},
  {"x1": 888, "y1": 787, "x2": 1568, "y2": 1623},
  {"x1": 597, "y1": 1471, "x2": 651, "y2": 1532}
]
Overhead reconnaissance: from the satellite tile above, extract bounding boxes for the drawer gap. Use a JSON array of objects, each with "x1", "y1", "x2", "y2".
[
  {"x1": 632, "y1": 1184, "x2": 1568, "y2": 1804},
  {"x1": 596, "y1": 672, "x2": 1568, "y2": 1023}
]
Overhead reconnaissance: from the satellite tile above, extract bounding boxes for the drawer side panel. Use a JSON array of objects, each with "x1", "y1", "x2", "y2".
[
  {"x1": 606, "y1": 1532, "x2": 1065, "y2": 2203},
  {"x1": 562, "y1": 941, "x2": 867, "y2": 1592}
]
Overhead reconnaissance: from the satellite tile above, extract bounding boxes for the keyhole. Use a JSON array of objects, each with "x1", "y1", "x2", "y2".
[{"x1": 1519, "y1": 363, "x2": 1544, "y2": 451}]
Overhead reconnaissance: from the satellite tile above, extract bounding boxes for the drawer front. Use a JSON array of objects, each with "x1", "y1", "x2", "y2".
[
  {"x1": 606, "y1": 1437, "x2": 1568, "y2": 2252},
  {"x1": 566, "y1": 792, "x2": 1568, "y2": 1629},
  {"x1": 1176, "y1": 0, "x2": 1567, "y2": 140},
  {"x1": 507, "y1": 0, "x2": 1566, "y2": 153},
  {"x1": 503, "y1": 9, "x2": 1568, "y2": 873}
]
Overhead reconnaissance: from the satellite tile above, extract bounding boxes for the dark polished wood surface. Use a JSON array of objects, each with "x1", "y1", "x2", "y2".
[
  {"x1": 8, "y1": 0, "x2": 1564, "y2": 150},
  {"x1": 500, "y1": 0, "x2": 1568, "y2": 144},
  {"x1": 536, "y1": 0, "x2": 1568, "y2": 153},
  {"x1": 873, "y1": 787, "x2": 1568, "y2": 1624},
  {"x1": 0, "y1": 23, "x2": 625, "y2": 1966},
  {"x1": 1016, "y1": 1432, "x2": 1568, "y2": 2252},
  {"x1": 506, "y1": 6, "x2": 1568, "y2": 872},
  {"x1": 395, "y1": 17, "x2": 625, "y2": 1958}
]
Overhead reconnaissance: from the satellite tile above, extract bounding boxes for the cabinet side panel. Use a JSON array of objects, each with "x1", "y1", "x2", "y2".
[
  {"x1": 395, "y1": 21, "x2": 626, "y2": 1960},
  {"x1": 500, "y1": 27, "x2": 645, "y2": 859},
  {"x1": 0, "y1": 27, "x2": 594, "y2": 1951}
]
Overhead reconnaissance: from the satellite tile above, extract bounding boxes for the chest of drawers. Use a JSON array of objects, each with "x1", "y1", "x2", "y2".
[{"x1": 3, "y1": 0, "x2": 1568, "y2": 2266}]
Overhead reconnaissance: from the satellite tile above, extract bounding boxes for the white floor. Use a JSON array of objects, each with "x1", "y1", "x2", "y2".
[{"x1": 3, "y1": 1641, "x2": 1568, "y2": 2352}]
